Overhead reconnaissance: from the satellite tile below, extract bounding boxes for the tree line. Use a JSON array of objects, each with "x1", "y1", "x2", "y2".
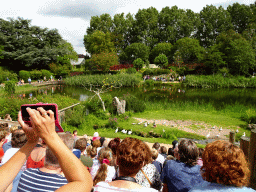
[{"x1": 84, "y1": 2, "x2": 256, "y2": 76}]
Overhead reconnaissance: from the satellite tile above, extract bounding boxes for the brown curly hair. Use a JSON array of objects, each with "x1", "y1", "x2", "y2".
[
  {"x1": 74, "y1": 138, "x2": 87, "y2": 152},
  {"x1": 108, "y1": 137, "x2": 121, "y2": 156},
  {"x1": 178, "y1": 139, "x2": 198, "y2": 166},
  {"x1": 93, "y1": 147, "x2": 113, "y2": 186},
  {"x1": 201, "y1": 140, "x2": 250, "y2": 187},
  {"x1": 117, "y1": 137, "x2": 149, "y2": 176},
  {"x1": 92, "y1": 139, "x2": 101, "y2": 148}
]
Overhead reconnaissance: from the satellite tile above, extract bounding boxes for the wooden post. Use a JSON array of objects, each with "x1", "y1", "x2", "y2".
[
  {"x1": 240, "y1": 137, "x2": 250, "y2": 159},
  {"x1": 229, "y1": 131, "x2": 235, "y2": 144},
  {"x1": 249, "y1": 129, "x2": 256, "y2": 189}
]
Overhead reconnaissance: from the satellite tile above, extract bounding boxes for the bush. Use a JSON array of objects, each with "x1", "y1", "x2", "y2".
[
  {"x1": 41, "y1": 69, "x2": 52, "y2": 80},
  {"x1": 126, "y1": 67, "x2": 137, "y2": 74},
  {"x1": 133, "y1": 58, "x2": 144, "y2": 70},
  {"x1": 241, "y1": 108, "x2": 256, "y2": 124},
  {"x1": 122, "y1": 93, "x2": 146, "y2": 113},
  {"x1": 19, "y1": 70, "x2": 30, "y2": 83},
  {"x1": 30, "y1": 70, "x2": 42, "y2": 80},
  {"x1": 154, "y1": 54, "x2": 168, "y2": 68},
  {"x1": 65, "y1": 105, "x2": 86, "y2": 127},
  {"x1": 4, "y1": 81, "x2": 16, "y2": 94}
]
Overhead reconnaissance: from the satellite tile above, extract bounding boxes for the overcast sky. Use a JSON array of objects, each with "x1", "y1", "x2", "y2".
[{"x1": 0, "y1": 0, "x2": 255, "y2": 55}]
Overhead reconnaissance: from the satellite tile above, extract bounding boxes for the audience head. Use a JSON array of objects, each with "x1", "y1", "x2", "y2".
[
  {"x1": 108, "y1": 137, "x2": 121, "y2": 156},
  {"x1": 178, "y1": 139, "x2": 198, "y2": 166},
  {"x1": 172, "y1": 140, "x2": 178, "y2": 149},
  {"x1": 151, "y1": 149, "x2": 159, "y2": 160},
  {"x1": 93, "y1": 147, "x2": 113, "y2": 186},
  {"x1": 92, "y1": 132, "x2": 100, "y2": 141},
  {"x1": 45, "y1": 133, "x2": 74, "y2": 168},
  {"x1": 86, "y1": 145, "x2": 97, "y2": 159},
  {"x1": 0, "y1": 130, "x2": 7, "y2": 142},
  {"x1": 102, "y1": 138, "x2": 110, "y2": 148},
  {"x1": 4, "y1": 114, "x2": 11, "y2": 120},
  {"x1": 11, "y1": 129, "x2": 27, "y2": 148},
  {"x1": 92, "y1": 139, "x2": 101, "y2": 148},
  {"x1": 75, "y1": 138, "x2": 87, "y2": 152},
  {"x1": 201, "y1": 140, "x2": 250, "y2": 187},
  {"x1": 100, "y1": 137, "x2": 105, "y2": 147},
  {"x1": 198, "y1": 148, "x2": 204, "y2": 158},
  {"x1": 73, "y1": 130, "x2": 78, "y2": 136},
  {"x1": 168, "y1": 147, "x2": 174, "y2": 156},
  {"x1": 152, "y1": 142, "x2": 160, "y2": 151},
  {"x1": 160, "y1": 146, "x2": 167, "y2": 155},
  {"x1": 116, "y1": 137, "x2": 149, "y2": 177}
]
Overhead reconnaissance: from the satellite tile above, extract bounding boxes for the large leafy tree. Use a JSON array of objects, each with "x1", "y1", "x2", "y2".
[
  {"x1": 84, "y1": 30, "x2": 116, "y2": 55},
  {"x1": 227, "y1": 3, "x2": 253, "y2": 34},
  {"x1": 89, "y1": 52, "x2": 118, "y2": 72},
  {"x1": 173, "y1": 37, "x2": 205, "y2": 64},
  {"x1": 86, "y1": 13, "x2": 113, "y2": 35},
  {"x1": 158, "y1": 6, "x2": 199, "y2": 44},
  {"x1": 216, "y1": 29, "x2": 256, "y2": 75},
  {"x1": 149, "y1": 43, "x2": 172, "y2": 63},
  {"x1": 196, "y1": 5, "x2": 233, "y2": 48},
  {"x1": 0, "y1": 17, "x2": 70, "y2": 71},
  {"x1": 120, "y1": 43, "x2": 150, "y2": 63}
]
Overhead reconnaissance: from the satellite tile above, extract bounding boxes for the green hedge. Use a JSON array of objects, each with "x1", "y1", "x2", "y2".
[{"x1": 19, "y1": 70, "x2": 30, "y2": 83}]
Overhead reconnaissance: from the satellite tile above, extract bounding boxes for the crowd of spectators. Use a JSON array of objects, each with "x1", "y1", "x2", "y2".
[{"x1": 0, "y1": 108, "x2": 255, "y2": 192}]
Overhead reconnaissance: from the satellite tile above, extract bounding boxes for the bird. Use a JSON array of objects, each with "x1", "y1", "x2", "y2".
[
  {"x1": 121, "y1": 129, "x2": 126, "y2": 134},
  {"x1": 128, "y1": 129, "x2": 132, "y2": 135},
  {"x1": 242, "y1": 132, "x2": 246, "y2": 137},
  {"x1": 138, "y1": 122, "x2": 142, "y2": 125},
  {"x1": 236, "y1": 129, "x2": 239, "y2": 133},
  {"x1": 211, "y1": 126, "x2": 216, "y2": 129},
  {"x1": 115, "y1": 128, "x2": 118, "y2": 133},
  {"x1": 163, "y1": 121, "x2": 166, "y2": 125},
  {"x1": 144, "y1": 122, "x2": 148, "y2": 127},
  {"x1": 124, "y1": 130, "x2": 127, "y2": 134},
  {"x1": 206, "y1": 132, "x2": 210, "y2": 139},
  {"x1": 132, "y1": 123, "x2": 136, "y2": 125},
  {"x1": 216, "y1": 133, "x2": 220, "y2": 138},
  {"x1": 219, "y1": 127, "x2": 222, "y2": 131},
  {"x1": 163, "y1": 129, "x2": 165, "y2": 133}
]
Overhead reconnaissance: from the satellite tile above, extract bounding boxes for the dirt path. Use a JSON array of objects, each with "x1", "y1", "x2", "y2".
[{"x1": 133, "y1": 118, "x2": 234, "y2": 141}]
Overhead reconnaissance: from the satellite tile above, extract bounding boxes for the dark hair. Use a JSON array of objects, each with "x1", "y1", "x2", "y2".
[
  {"x1": 75, "y1": 138, "x2": 87, "y2": 152},
  {"x1": 198, "y1": 148, "x2": 204, "y2": 158},
  {"x1": 172, "y1": 140, "x2": 178, "y2": 148},
  {"x1": 100, "y1": 137, "x2": 105, "y2": 147},
  {"x1": 73, "y1": 130, "x2": 77, "y2": 134},
  {"x1": 108, "y1": 137, "x2": 121, "y2": 156},
  {"x1": 152, "y1": 142, "x2": 160, "y2": 150},
  {"x1": 11, "y1": 130, "x2": 27, "y2": 148},
  {"x1": 168, "y1": 147, "x2": 174, "y2": 156},
  {"x1": 160, "y1": 146, "x2": 167, "y2": 154},
  {"x1": 178, "y1": 139, "x2": 198, "y2": 166},
  {"x1": 117, "y1": 137, "x2": 147, "y2": 176}
]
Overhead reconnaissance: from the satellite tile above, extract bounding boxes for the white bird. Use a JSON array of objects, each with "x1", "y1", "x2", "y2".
[
  {"x1": 124, "y1": 130, "x2": 127, "y2": 134},
  {"x1": 211, "y1": 126, "x2": 216, "y2": 129},
  {"x1": 138, "y1": 122, "x2": 142, "y2": 125},
  {"x1": 121, "y1": 129, "x2": 126, "y2": 134},
  {"x1": 128, "y1": 129, "x2": 132, "y2": 135},
  {"x1": 219, "y1": 127, "x2": 222, "y2": 131},
  {"x1": 242, "y1": 132, "x2": 246, "y2": 137},
  {"x1": 236, "y1": 129, "x2": 239, "y2": 133},
  {"x1": 147, "y1": 122, "x2": 150, "y2": 125},
  {"x1": 206, "y1": 132, "x2": 210, "y2": 139},
  {"x1": 115, "y1": 128, "x2": 118, "y2": 133},
  {"x1": 144, "y1": 122, "x2": 148, "y2": 127},
  {"x1": 163, "y1": 121, "x2": 166, "y2": 125},
  {"x1": 163, "y1": 129, "x2": 165, "y2": 133},
  {"x1": 216, "y1": 133, "x2": 220, "y2": 138},
  {"x1": 132, "y1": 123, "x2": 136, "y2": 125}
]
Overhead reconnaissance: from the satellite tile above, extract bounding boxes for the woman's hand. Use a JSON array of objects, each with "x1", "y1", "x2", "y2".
[
  {"x1": 18, "y1": 111, "x2": 38, "y2": 143},
  {"x1": 25, "y1": 107, "x2": 56, "y2": 140}
]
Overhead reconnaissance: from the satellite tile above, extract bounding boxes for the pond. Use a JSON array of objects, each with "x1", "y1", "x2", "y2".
[{"x1": 20, "y1": 84, "x2": 256, "y2": 111}]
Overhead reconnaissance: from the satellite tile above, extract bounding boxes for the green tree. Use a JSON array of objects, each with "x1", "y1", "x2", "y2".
[
  {"x1": 154, "y1": 54, "x2": 168, "y2": 68},
  {"x1": 89, "y1": 52, "x2": 118, "y2": 72},
  {"x1": 173, "y1": 37, "x2": 205, "y2": 64},
  {"x1": 216, "y1": 29, "x2": 256, "y2": 75},
  {"x1": 84, "y1": 30, "x2": 116, "y2": 55},
  {"x1": 227, "y1": 3, "x2": 253, "y2": 34},
  {"x1": 133, "y1": 58, "x2": 144, "y2": 70},
  {"x1": 149, "y1": 43, "x2": 172, "y2": 63},
  {"x1": 86, "y1": 13, "x2": 113, "y2": 35},
  {"x1": 121, "y1": 43, "x2": 150, "y2": 63},
  {"x1": 196, "y1": 5, "x2": 233, "y2": 48}
]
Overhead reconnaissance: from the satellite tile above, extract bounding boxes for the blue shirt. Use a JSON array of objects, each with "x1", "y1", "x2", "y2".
[
  {"x1": 161, "y1": 160, "x2": 207, "y2": 192},
  {"x1": 189, "y1": 182, "x2": 255, "y2": 192}
]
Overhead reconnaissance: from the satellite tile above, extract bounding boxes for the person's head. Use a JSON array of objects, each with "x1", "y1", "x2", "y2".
[
  {"x1": 198, "y1": 148, "x2": 204, "y2": 158},
  {"x1": 86, "y1": 145, "x2": 97, "y2": 158},
  {"x1": 0, "y1": 130, "x2": 7, "y2": 142},
  {"x1": 11, "y1": 129, "x2": 27, "y2": 148},
  {"x1": 178, "y1": 139, "x2": 198, "y2": 166},
  {"x1": 102, "y1": 138, "x2": 110, "y2": 148},
  {"x1": 73, "y1": 130, "x2": 77, "y2": 136},
  {"x1": 168, "y1": 147, "x2": 174, "y2": 156},
  {"x1": 108, "y1": 137, "x2": 121, "y2": 156},
  {"x1": 4, "y1": 114, "x2": 11, "y2": 119},
  {"x1": 151, "y1": 149, "x2": 158, "y2": 160},
  {"x1": 160, "y1": 146, "x2": 167, "y2": 155},
  {"x1": 100, "y1": 137, "x2": 105, "y2": 147},
  {"x1": 93, "y1": 147, "x2": 113, "y2": 186},
  {"x1": 92, "y1": 139, "x2": 101, "y2": 148},
  {"x1": 74, "y1": 138, "x2": 87, "y2": 152},
  {"x1": 201, "y1": 140, "x2": 250, "y2": 187},
  {"x1": 45, "y1": 133, "x2": 74, "y2": 168},
  {"x1": 172, "y1": 140, "x2": 178, "y2": 149},
  {"x1": 152, "y1": 142, "x2": 160, "y2": 151},
  {"x1": 92, "y1": 132, "x2": 100, "y2": 141},
  {"x1": 116, "y1": 137, "x2": 149, "y2": 177}
]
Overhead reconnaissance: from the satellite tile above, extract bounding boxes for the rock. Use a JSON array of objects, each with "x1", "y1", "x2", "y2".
[{"x1": 113, "y1": 97, "x2": 126, "y2": 115}]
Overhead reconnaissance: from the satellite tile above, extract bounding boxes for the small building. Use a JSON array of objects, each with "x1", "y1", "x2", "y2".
[{"x1": 70, "y1": 54, "x2": 85, "y2": 66}]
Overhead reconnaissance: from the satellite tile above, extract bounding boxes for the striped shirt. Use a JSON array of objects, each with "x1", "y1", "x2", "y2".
[{"x1": 17, "y1": 168, "x2": 67, "y2": 192}]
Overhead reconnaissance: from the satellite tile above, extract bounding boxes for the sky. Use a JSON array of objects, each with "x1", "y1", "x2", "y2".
[{"x1": 0, "y1": 0, "x2": 255, "y2": 55}]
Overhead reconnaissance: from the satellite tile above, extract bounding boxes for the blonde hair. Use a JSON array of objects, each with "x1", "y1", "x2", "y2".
[{"x1": 93, "y1": 147, "x2": 113, "y2": 186}]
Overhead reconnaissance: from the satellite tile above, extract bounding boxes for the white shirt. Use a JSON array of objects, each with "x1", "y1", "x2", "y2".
[{"x1": 156, "y1": 153, "x2": 165, "y2": 164}]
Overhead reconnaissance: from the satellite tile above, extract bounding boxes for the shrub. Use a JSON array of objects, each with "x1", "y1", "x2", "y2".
[
  {"x1": 126, "y1": 67, "x2": 137, "y2": 74},
  {"x1": 133, "y1": 58, "x2": 144, "y2": 70},
  {"x1": 19, "y1": 70, "x2": 30, "y2": 82},
  {"x1": 122, "y1": 93, "x2": 146, "y2": 113},
  {"x1": 90, "y1": 52, "x2": 119, "y2": 72},
  {"x1": 4, "y1": 81, "x2": 16, "y2": 94},
  {"x1": 241, "y1": 108, "x2": 256, "y2": 124},
  {"x1": 41, "y1": 69, "x2": 52, "y2": 80},
  {"x1": 154, "y1": 54, "x2": 168, "y2": 68},
  {"x1": 30, "y1": 70, "x2": 42, "y2": 80}
]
